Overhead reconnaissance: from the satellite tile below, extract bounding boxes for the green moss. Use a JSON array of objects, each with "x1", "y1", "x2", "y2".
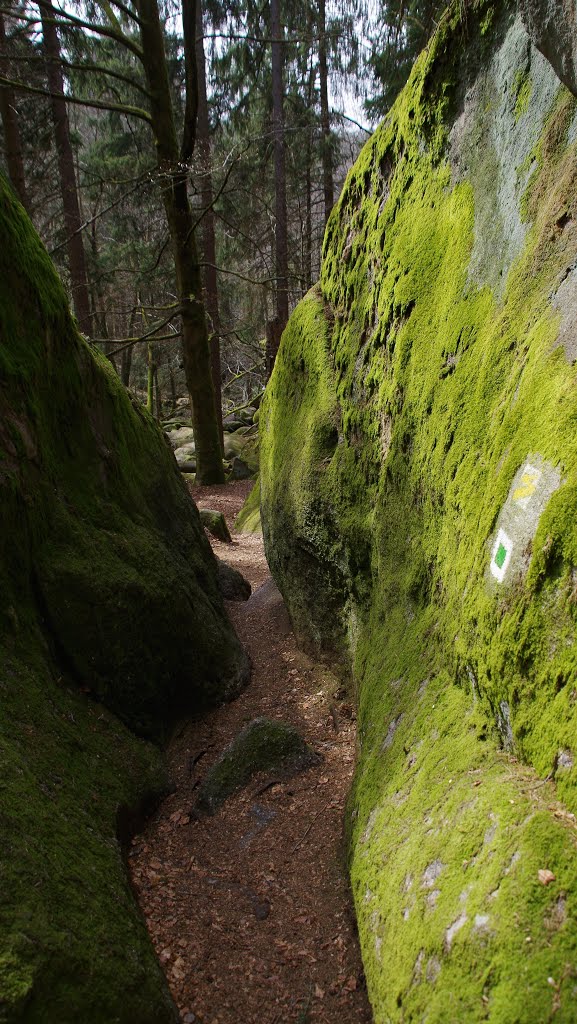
[
  {"x1": 0, "y1": 646, "x2": 176, "y2": 1024},
  {"x1": 199, "y1": 508, "x2": 232, "y2": 542},
  {"x1": 0, "y1": 178, "x2": 249, "y2": 1019},
  {"x1": 235, "y1": 478, "x2": 262, "y2": 534},
  {"x1": 513, "y1": 68, "x2": 533, "y2": 121},
  {"x1": 260, "y1": 1, "x2": 577, "y2": 1018},
  {"x1": 195, "y1": 717, "x2": 314, "y2": 814}
]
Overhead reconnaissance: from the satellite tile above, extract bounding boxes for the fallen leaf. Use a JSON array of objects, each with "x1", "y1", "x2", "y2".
[{"x1": 538, "y1": 869, "x2": 556, "y2": 885}]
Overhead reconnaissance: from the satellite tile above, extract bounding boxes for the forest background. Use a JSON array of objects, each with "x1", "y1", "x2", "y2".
[{"x1": 0, "y1": 0, "x2": 444, "y2": 479}]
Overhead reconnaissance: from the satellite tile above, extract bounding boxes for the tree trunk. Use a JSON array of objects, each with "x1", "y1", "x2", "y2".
[
  {"x1": 0, "y1": 12, "x2": 29, "y2": 213},
  {"x1": 265, "y1": 317, "x2": 282, "y2": 380},
  {"x1": 318, "y1": 0, "x2": 334, "y2": 227},
  {"x1": 121, "y1": 344, "x2": 134, "y2": 387},
  {"x1": 154, "y1": 365, "x2": 162, "y2": 420},
  {"x1": 147, "y1": 340, "x2": 155, "y2": 414},
  {"x1": 271, "y1": 0, "x2": 289, "y2": 336},
  {"x1": 135, "y1": 0, "x2": 224, "y2": 484},
  {"x1": 41, "y1": 3, "x2": 92, "y2": 334},
  {"x1": 196, "y1": 0, "x2": 224, "y2": 454}
]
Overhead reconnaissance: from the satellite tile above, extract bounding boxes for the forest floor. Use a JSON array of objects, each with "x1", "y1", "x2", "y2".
[{"x1": 129, "y1": 479, "x2": 372, "y2": 1024}]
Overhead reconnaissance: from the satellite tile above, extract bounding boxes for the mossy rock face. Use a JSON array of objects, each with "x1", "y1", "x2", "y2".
[
  {"x1": 0, "y1": 179, "x2": 249, "y2": 1020},
  {"x1": 261, "y1": 3, "x2": 577, "y2": 1020},
  {"x1": 194, "y1": 717, "x2": 315, "y2": 815},
  {"x1": 235, "y1": 478, "x2": 262, "y2": 534}
]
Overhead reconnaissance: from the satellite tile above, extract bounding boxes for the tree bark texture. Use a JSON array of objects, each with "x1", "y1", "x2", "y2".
[
  {"x1": 318, "y1": 0, "x2": 334, "y2": 227},
  {"x1": 271, "y1": 0, "x2": 289, "y2": 335},
  {"x1": 135, "y1": 0, "x2": 224, "y2": 484},
  {"x1": 196, "y1": 0, "x2": 224, "y2": 453},
  {"x1": 41, "y1": 3, "x2": 92, "y2": 334},
  {"x1": 0, "y1": 12, "x2": 29, "y2": 213}
]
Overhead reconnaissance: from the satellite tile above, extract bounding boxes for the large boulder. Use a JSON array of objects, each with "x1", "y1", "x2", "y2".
[
  {"x1": 519, "y1": 0, "x2": 577, "y2": 95},
  {"x1": 261, "y1": 3, "x2": 577, "y2": 1020},
  {"x1": 0, "y1": 178, "x2": 249, "y2": 1020}
]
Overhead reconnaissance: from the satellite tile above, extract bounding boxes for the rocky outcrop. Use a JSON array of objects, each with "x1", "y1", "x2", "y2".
[
  {"x1": 520, "y1": 0, "x2": 577, "y2": 95},
  {"x1": 261, "y1": 2, "x2": 577, "y2": 1020},
  {"x1": 0, "y1": 178, "x2": 249, "y2": 1020}
]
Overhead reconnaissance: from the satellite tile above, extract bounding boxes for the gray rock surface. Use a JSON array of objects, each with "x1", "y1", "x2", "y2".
[
  {"x1": 166, "y1": 425, "x2": 195, "y2": 448},
  {"x1": 245, "y1": 578, "x2": 293, "y2": 636},
  {"x1": 519, "y1": 0, "x2": 577, "y2": 95}
]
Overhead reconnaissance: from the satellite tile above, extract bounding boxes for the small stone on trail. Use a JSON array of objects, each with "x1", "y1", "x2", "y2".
[
  {"x1": 199, "y1": 508, "x2": 232, "y2": 543},
  {"x1": 194, "y1": 717, "x2": 317, "y2": 815},
  {"x1": 253, "y1": 900, "x2": 271, "y2": 920},
  {"x1": 216, "y1": 558, "x2": 251, "y2": 601}
]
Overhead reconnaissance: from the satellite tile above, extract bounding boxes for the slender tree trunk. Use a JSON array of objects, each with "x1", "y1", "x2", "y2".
[
  {"x1": 195, "y1": 0, "x2": 224, "y2": 453},
  {"x1": 121, "y1": 307, "x2": 137, "y2": 387},
  {"x1": 154, "y1": 365, "x2": 162, "y2": 420},
  {"x1": 135, "y1": 0, "x2": 224, "y2": 484},
  {"x1": 318, "y1": 0, "x2": 333, "y2": 227},
  {"x1": 121, "y1": 344, "x2": 134, "y2": 387},
  {"x1": 271, "y1": 0, "x2": 288, "y2": 335},
  {"x1": 169, "y1": 366, "x2": 177, "y2": 411},
  {"x1": 147, "y1": 340, "x2": 155, "y2": 414},
  {"x1": 89, "y1": 214, "x2": 117, "y2": 368},
  {"x1": 0, "y1": 13, "x2": 29, "y2": 213},
  {"x1": 41, "y1": 3, "x2": 92, "y2": 334},
  {"x1": 304, "y1": 60, "x2": 315, "y2": 293}
]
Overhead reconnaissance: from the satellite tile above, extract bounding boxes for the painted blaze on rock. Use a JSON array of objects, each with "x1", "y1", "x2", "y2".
[
  {"x1": 261, "y1": 1, "x2": 577, "y2": 1020},
  {"x1": 489, "y1": 456, "x2": 561, "y2": 583}
]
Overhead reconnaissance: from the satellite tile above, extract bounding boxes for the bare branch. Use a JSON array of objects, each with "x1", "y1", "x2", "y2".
[
  {"x1": 6, "y1": 52, "x2": 150, "y2": 97},
  {"x1": 22, "y1": 0, "x2": 145, "y2": 60},
  {"x1": 48, "y1": 175, "x2": 152, "y2": 255},
  {"x1": 0, "y1": 75, "x2": 152, "y2": 122}
]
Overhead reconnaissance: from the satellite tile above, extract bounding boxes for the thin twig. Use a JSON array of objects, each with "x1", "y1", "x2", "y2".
[{"x1": 291, "y1": 803, "x2": 329, "y2": 854}]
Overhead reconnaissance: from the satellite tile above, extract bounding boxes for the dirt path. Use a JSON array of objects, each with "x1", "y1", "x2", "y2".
[{"x1": 129, "y1": 480, "x2": 372, "y2": 1024}]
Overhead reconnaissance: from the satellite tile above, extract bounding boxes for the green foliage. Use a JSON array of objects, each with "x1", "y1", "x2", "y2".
[
  {"x1": 260, "y1": 1, "x2": 577, "y2": 1017},
  {"x1": 366, "y1": 0, "x2": 447, "y2": 118}
]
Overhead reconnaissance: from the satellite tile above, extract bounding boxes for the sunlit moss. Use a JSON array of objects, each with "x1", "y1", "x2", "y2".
[{"x1": 260, "y1": 0, "x2": 577, "y2": 1018}]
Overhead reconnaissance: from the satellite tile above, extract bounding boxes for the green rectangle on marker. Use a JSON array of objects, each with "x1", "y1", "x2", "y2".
[{"x1": 495, "y1": 543, "x2": 507, "y2": 570}]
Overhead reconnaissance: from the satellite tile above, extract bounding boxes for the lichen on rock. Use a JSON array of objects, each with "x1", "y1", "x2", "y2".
[{"x1": 260, "y1": 1, "x2": 577, "y2": 1019}]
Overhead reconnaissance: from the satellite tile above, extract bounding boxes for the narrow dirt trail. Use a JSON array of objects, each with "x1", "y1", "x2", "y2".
[{"x1": 129, "y1": 480, "x2": 372, "y2": 1024}]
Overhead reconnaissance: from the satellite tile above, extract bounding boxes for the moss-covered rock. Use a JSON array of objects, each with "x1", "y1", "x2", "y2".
[
  {"x1": 216, "y1": 558, "x2": 252, "y2": 601},
  {"x1": 261, "y1": 3, "x2": 577, "y2": 1019},
  {"x1": 199, "y1": 508, "x2": 232, "y2": 542},
  {"x1": 194, "y1": 717, "x2": 315, "y2": 815},
  {"x1": 0, "y1": 178, "x2": 249, "y2": 1020},
  {"x1": 235, "y1": 478, "x2": 262, "y2": 534}
]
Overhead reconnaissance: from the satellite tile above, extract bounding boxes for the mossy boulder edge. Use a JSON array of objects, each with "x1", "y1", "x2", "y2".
[
  {"x1": 194, "y1": 717, "x2": 316, "y2": 815},
  {"x1": 0, "y1": 179, "x2": 249, "y2": 1021},
  {"x1": 261, "y1": 3, "x2": 577, "y2": 1020}
]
